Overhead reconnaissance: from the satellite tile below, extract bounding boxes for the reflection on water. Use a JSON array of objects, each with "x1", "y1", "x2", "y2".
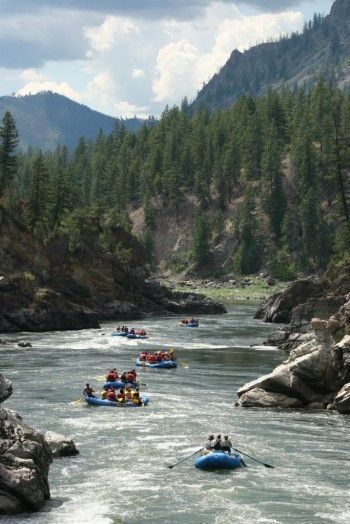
[{"x1": 1, "y1": 305, "x2": 349, "y2": 524}]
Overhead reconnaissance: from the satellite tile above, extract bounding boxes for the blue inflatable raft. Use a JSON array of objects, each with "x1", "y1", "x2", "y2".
[
  {"x1": 195, "y1": 452, "x2": 242, "y2": 470},
  {"x1": 135, "y1": 357, "x2": 177, "y2": 369},
  {"x1": 182, "y1": 323, "x2": 199, "y2": 328},
  {"x1": 103, "y1": 380, "x2": 137, "y2": 390},
  {"x1": 84, "y1": 395, "x2": 149, "y2": 407},
  {"x1": 111, "y1": 332, "x2": 127, "y2": 337},
  {"x1": 127, "y1": 334, "x2": 148, "y2": 339}
]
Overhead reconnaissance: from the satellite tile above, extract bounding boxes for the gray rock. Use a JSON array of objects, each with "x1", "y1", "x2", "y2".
[
  {"x1": 45, "y1": 431, "x2": 79, "y2": 458},
  {"x1": 0, "y1": 407, "x2": 52, "y2": 515},
  {"x1": 17, "y1": 341, "x2": 32, "y2": 348},
  {"x1": 255, "y1": 279, "x2": 323, "y2": 323},
  {"x1": 0, "y1": 375, "x2": 12, "y2": 403},
  {"x1": 237, "y1": 388, "x2": 302, "y2": 408},
  {"x1": 306, "y1": 402, "x2": 325, "y2": 409},
  {"x1": 333, "y1": 383, "x2": 350, "y2": 414}
]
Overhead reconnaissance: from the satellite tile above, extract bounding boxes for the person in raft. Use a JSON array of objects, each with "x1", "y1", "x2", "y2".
[
  {"x1": 204, "y1": 434, "x2": 232, "y2": 453},
  {"x1": 106, "y1": 368, "x2": 119, "y2": 381},
  {"x1": 83, "y1": 384, "x2": 96, "y2": 397}
]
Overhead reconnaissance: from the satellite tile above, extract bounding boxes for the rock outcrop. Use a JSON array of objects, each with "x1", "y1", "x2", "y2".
[
  {"x1": 256, "y1": 265, "x2": 350, "y2": 352},
  {"x1": 0, "y1": 379, "x2": 52, "y2": 515},
  {"x1": 238, "y1": 290, "x2": 350, "y2": 413},
  {"x1": 45, "y1": 432, "x2": 79, "y2": 458},
  {"x1": 0, "y1": 206, "x2": 225, "y2": 334},
  {"x1": 0, "y1": 373, "x2": 79, "y2": 515}
]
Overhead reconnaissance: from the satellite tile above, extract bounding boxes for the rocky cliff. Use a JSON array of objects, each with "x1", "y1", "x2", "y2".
[
  {"x1": 237, "y1": 264, "x2": 350, "y2": 413},
  {"x1": 0, "y1": 206, "x2": 225, "y2": 333},
  {"x1": 0, "y1": 374, "x2": 52, "y2": 515}
]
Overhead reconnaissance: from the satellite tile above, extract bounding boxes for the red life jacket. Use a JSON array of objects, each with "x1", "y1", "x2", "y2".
[
  {"x1": 106, "y1": 372, "x2": 115, "y2": 381},
  {"x1": 106, "y1": 391, "x2": 116, "y2": 401}
]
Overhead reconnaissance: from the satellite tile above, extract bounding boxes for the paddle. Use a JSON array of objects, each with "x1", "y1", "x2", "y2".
[
  {"x1": 70, "y1": 399, "x2": 83, "y2": 406},
  {"x1": 168, "y1": 448, "x2": 204, "y2": 469},
  {"x1": 233, "y1": 447, "x2": 274, "y2": 468}
]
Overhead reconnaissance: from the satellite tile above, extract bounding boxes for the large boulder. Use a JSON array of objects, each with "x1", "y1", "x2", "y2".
[
  {"x1": 45, "y1": 431, "x2": 79, "y2": 458},
  {"x1": 0, "y1": 376, "x2": 12, "y2": 403},
  {"x1": 254, "y1": 279, "x2": 323, "y2": 323},
  {"x1": 332, "y1": 383, "x2": 350, "y2": 414},
  {"x1": 237, "y1": 321, "x2": 349, "y2": 409},
  {"x1": 238, "y1": 388, "x2": 302, "y2": 408},
  {"x1": 0, "y1": 408, "x2": 52, "y2": 515}
]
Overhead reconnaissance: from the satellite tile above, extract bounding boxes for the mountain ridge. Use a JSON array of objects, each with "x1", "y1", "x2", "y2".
[
  {"x1": 192, "y1": 0, "x2": 350, "y2": 112},
  {"x1": 0, "y1": 91, "x2": 154, "y2": 150}
]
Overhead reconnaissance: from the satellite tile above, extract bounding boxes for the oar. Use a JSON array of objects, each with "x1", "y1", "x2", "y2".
[
  {"x1": 70, "y1": 399, "x2": 83, "y2": 406},
  {"x1": 168, "y1": 448, "x2": 204, "y2": 469},
  {"x1": 233, "y1": 447, "x2": 274, "y2": 468}
]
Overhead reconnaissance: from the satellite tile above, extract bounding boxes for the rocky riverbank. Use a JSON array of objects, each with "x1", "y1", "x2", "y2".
[
  {"x1": 0, "y1": 373, "x2": 79, "y2": 515},
  {"x1": 237, "y1": 264, "x2": 350, "y2": 413},
  {"x1": 0, "y1": 206, "x2": 225, "y2": 334}
]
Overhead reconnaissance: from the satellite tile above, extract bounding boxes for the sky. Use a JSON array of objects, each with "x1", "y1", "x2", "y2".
[{"x1": 0, "y1": 0, "x2": 334, "y2": 118}]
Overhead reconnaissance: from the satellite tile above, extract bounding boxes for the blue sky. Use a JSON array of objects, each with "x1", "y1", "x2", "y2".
[{"x1": 0, "y1": 0, "x2": 334, "y2": 117}]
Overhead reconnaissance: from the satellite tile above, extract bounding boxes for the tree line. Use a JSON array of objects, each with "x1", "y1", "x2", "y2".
[{"x1": 0, "y1": 79, "x2": 349, "y2": 276}]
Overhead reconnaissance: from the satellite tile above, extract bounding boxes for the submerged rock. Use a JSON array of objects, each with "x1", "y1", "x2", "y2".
[{"x1": 45, "y1": 431, "x2": 79, "y2": 458}]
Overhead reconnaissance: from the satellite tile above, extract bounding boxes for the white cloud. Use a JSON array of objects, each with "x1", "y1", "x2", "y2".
[
  {"x1": 152, "y1": 6, "x2": 304, "y2": 104},
  {"x1": 113, "y1": 100, "x2": 150, "y2": 119},
  {"x1": 17, "y1": 79, "x2": 81, "y2": 101},
  {"x1": 84, "y1": 16, "x2": 139, "y2": 52},
  {"x1": 196, "y1": 10, "x2": 304, "y2": 85},
  {"x1": 132, "y1": 67, "x2": 145, "y2": 79},
  {"x1": 153, "y1": 39, "x2": 200, "y2": 102}
]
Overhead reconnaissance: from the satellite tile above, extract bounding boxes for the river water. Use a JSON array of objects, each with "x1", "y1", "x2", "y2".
[{"x1": 1, "y1": 305, "x2": 349, "y2": 524}]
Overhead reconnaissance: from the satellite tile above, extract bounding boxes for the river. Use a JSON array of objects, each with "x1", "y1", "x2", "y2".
[{"x1": 1, "y1": 305, "x2": 349, "y2": 524}]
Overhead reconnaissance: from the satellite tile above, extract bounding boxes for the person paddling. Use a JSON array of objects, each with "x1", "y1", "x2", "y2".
[
  {"x1": 212, "y1": 434, "x2": 223, "y2": 451},
  {"x1": 205, "y1": 434, "x2": 215, "y2": 450},
  {"x1": 83, "y1": 383, "x2": 96, "y2": 398},
  {"x1": 221, "y1": 435, "x2": 232, "y2": 453}
]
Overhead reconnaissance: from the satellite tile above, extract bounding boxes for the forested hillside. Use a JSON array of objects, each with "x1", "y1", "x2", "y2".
[
  {"x1": 0, "y1": 92, "x2": 153, "y2": 150},
  {"x1": 1, "y1": 81, "x2": 349, "y2": 279},
  {"x1": 193, "y1": 0, "x2": 350, "y2": 112}
]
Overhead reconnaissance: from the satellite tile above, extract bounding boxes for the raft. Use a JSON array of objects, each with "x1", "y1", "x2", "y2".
[
  {"x1": 127, "y1": 334, "x2": 148, "y2": 339},
  {"x1": 195, "y1": 452, "x2": 242, "y2": 470},
  {"x1": 84, "y1": 395, "x2": 149, "y2": 407},
  {"x1": 111, "y1": 332, "x2": 127, "y2": 337},
  {"x1": 135, "y1": 357, "x2": 177, "y2": 369},
  {"x1": 103, "y1": 380, "x2": 137, "y2": 390},
  {"x1": 182, "y1": 323, "x2": 199, "y2": 328}
]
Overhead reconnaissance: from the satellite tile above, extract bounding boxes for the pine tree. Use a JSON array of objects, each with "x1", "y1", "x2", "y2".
[
  {"x1": 193, "y1": 210, "x2": 211, "y2": 266},
  {"x1": 26, "y1": 153, "x2": 49, "y2": 231},
  {"x1": 235, "y1": 188, "x2": 261, "y2": 274},
  {"x1": 0, "y1": 111, "x2": 19, "y2": 196},
  {"x1": 261, "y1": 124, "x2": 286, "y2": 238}
]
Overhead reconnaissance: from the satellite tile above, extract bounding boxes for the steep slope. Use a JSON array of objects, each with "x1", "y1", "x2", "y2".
[
  {"x1": 0, "y1": 92, "x2": 153, "y2": 150},
  {"x1": 0, "y1": 206, "x2": 225, "y2": 333},
  {"x1": 193, "y1": 0, "x2": 350, "y2": 112}
]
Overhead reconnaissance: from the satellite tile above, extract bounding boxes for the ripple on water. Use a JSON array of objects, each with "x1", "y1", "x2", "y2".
[{"x1": 2, "y1": 307, "x2": 349, "y2": 524}]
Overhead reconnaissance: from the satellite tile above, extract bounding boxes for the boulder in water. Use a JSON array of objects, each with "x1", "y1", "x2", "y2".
[
  {"x1": 237, "y1": 388, "x2": 302, "y2": 408},
  {"x1": 45, "y1": 431, "x2": 79, "y2": 458},
  {"x1": 332, "y1": 383, "x2": 350, "y2": 414},
  {"x1": 0, "y1": 407, "x2": 52, "y2": 515}
]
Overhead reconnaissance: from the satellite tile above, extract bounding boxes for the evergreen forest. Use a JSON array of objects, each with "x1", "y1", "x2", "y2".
[{"x1": 1, "y1": 80, "x2": 350, "y2": 278}]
